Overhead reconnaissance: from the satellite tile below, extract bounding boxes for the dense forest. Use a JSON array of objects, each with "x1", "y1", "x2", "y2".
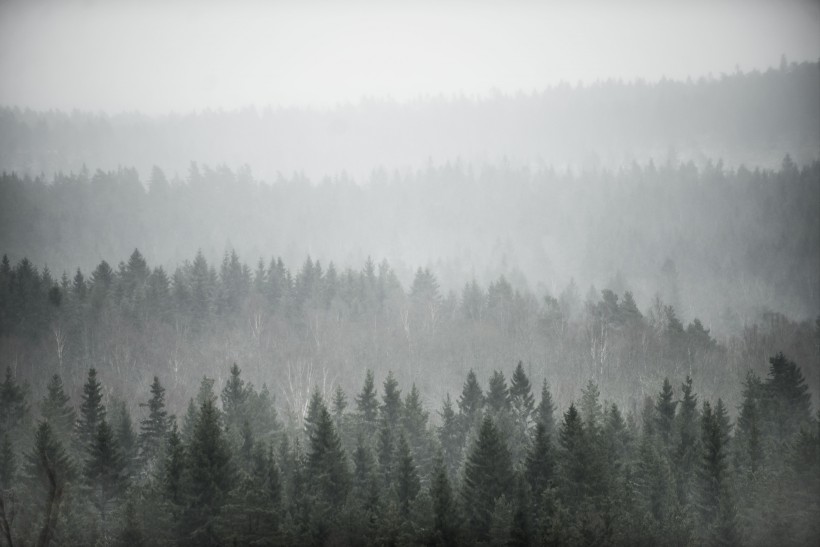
[
  {"x1": 2, "y1": 158, "x2": 819, "y2": 332},
  {"x1": 1, "y1": 5, "x2": 819, "y2": 542},
  {"x1": 1, "y1": 61, "x2": 817, "y2": 183},
  {"x1": 0, "y1": 346, "x2": 817, "y2": 545}
]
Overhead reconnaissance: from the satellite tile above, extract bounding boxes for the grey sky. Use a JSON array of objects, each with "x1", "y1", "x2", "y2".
[{"x1": 1, "y1": 0, "x2": 818, "y2": 114}]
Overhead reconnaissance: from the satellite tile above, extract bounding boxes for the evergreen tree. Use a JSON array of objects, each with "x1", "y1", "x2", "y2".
[
  {"x1": 509, "y1": 361, "x2": 535, "y2": 427},
  {"x1": 437, "y1": 394, "x2": 462, "y2": 479},
  {"x1": 356, "y1": 370, "x2": 379, "y2": 433},
  {"x1": 307, "y1": 402, "x2": 350, "y2": 511},
  {"x1": 697, "y1": 401, "x2": 737, "y2": 546},
  {"x1": 558, "y1": 403, "x2": 591, "y2": 506},
  {"x1": 112, "y1": 400, "x2": 138, "y2": 479},
  {"x1": 526, "y1": 422, "x2": 555, "y2": 507},
  {"x1": 486, "y1": 371, "x2": 510, "y2": 414},
  {"x1": 40, "y1": 374, "x2": 76, "y2": 448},
  {"x1": 221, "y1": 363, "x2": 249, "y2": 438},
  {"x1": 139, "y1": 376, "x2": 170, "y2": 471},
  {"x1": 736, "y1": 372, "x2": 764, "y2": 476},
  {"x1": 655, "y1": 378, "x2": 677, "y2": 449},
  {"x1": 77, "y1": 368, "x2": 106, "y2": 455},
  {"x1": 163, "y1": 421, "x2": 185, "y2": 508},
  {"x1": 332, "y1": 385, "x2": 347, "y2": 432},
  {"x1": 535, "y1": 379, "x2": 556, "y2": 438},
  {"x1": 381, "y1": 371, "x2": 402, "y2": 431},
  {"x1": 461, "y1": 415, "x2": 514, "y2": 540},
  {"x1": 580, "y1": 380, "x2": 603, "y2": 432},
  {"x1": 675, "y1": 376, "x2": 700, "y2": 506},
  {"x1": 458, "y1": 369, "x2": 484, "y2": 427},
  {"x1": 395, "y1": 434, "x2": 421, "y2": 515},
  {"x1": 181, "y1": 397, "x2": 234, "y2": 546},
  {"x1": 85, "y1": 418, "x2": 129, "y2": 538},
  {"x1": 430, "y1": 453, "x2": 460, "y2": 546},
  {"x1": 0, "y1": 434, "x2": 15, "y2": 490},
  {"x1": 24, "y1": 421, "x2": 74, "y2": 547},
  {"x1": 0, "y1": 367, "x2": 29, "y2": 444},
  {"x1": 763, "y1": 352, "x2": 812, "y2": 444}
]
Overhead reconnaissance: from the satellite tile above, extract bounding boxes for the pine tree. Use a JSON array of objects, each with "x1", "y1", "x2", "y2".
[
  {"x1": 403, "y1": 384, "x2": 430, "y2": 473},
  {"x1": 509, "y1": 361, "x2": 535, "y2": 428},
  {"x1": 461, "y1": 415, "x2": 514, "y2": 540},
  {"x1": 24, "y1": 421, "x2": 73, "y2": 547},
  {"x1": 85, "y1": 418, "x2": 129, "y2": 538},
  {"x1": 437, "y1": 394, "x2": 462, "y2": 479},
  {"x1": 486, "y1": 371, "x2": 510, "y2": 414},
  {"x1": 332, "y1": 385, "x2": 347, "y2": 432},
  {"x1": 40, "y1": 374, "x2": 76, "y2": 448},
  {"x1": 526, "y1": 422, "x2": 555, "y2": 507},
  {"x1": 580, "y1": 380, "x2": 603, "y2": 432},
  {"x1": 430, "y1": 453, "x2": 460, "y2": 546},
  {"x1": 655, "y1": 378, "x2": 677, "y2": 450},
  {"x1": 558, "y1": 403, "x2": 591, "y2": 506},
  {"x1": 736, "y1": 372, "x2": 764, "y2": 476},
  {"x1": 112, "y1": 400, "x2": 138, "y2": 479},
  {"x1": 395, "y1": 434, "x2": 421, "y2": 516},
  {"x1": 381, "y1": 371, "x2": 402, "y2": 430},
  {"x1": 377, "y1": 423, "x2": 394, "y2": 488},
  {"x1": 163, "y1": 421, "x2": 185, "y2": 508},
  {"x1": 139, "y1": 376, "x2": 170, "y2": 470},
  {"x1": 307, "y1": 402, "x2": 350, "y2": 510},
  {"x1": 221, "y1": 363, "x2": 249, "y2": 438},
  {"x1": 0, "y1": 367, "x2": 29, "y2": 444},
  {"x1": 764, "y1": 352, "x2": 812, "y2": 444},
  {"x1": 675, "y1": 376, "x2": 699, "y2": 506},
  {"x1": 356, "y1": 370, "x2": 379, "y2": 433},
  {"x1": 535, "y1": 379, "x2": 556, "y2": 438},
  {"x1": 182, "y1": 397, "x2": 234, "y2": 546},
  {"x1": 697, "y1": 400, "x2": 737, "y2": 545},
  {"x1": 77, "y1": 368, "x2": 106, "y2": 455}
]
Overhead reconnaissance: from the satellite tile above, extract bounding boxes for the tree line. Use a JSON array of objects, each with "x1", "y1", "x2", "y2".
[
  {"x1": 1, "y1": 248, "x2": 818, "y2": 425},
  {"x1": 0, "y1": 353, "x2": 817, "y2": 545}
]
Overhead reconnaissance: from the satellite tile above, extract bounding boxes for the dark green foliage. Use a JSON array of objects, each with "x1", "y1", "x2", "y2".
[
  {"x1": 395, "y1": 434, "x2": 421, "y2": 515},
  {"x1": 526, "y1": 422, "x2": 555, "y2": 507},
  {"x1": 697, "y1": 400, "x2": 737, "y2": 546},
  {"x1": 486, "y1": 370, "x2": 510, "y2": 414},
  {"x1": 655, "y1": 378, "x2": 676, "y2": 448},
  {"x1": 430, "y1": 454, "x2": 460, "y2": 546},
  {"x1": 77, "y1": 368, "x2": 106, "y2": 454},
  {"x1": 0, "y1": 367, "x2": 29, "y2": 445},
  {"x1": 437, "y1": 394, "x2": 462, "y2": 479},
  {"x1": 536, "y1": 379, "x2": 556, "y2": 438},
  {"x1": 40, "y1": 374, "x2": 75, "y2": 449},
  {"x1": 763, "y1": 352, "x2": 812, "y2": 444},
  {"x1": 306, "y1": 399, "x2": 350, "y2": 511},
  {"x1": 381, "y1": 371, "x2": 402, "y2": 430},
  {"x1": 356, "y1": 369, "x2": 379, "y2": 432},
  {"x1": 180, "y1": 397, "x2": 233, "y2": 546},
  {"x1": 461, "y1": 415, "x2": 514, "y2": 540},
  {"x1": 138, "y1": 376, "x2": 169, "y2": 470},
  {"x1": 85, "y1": 418, "x2": 129, "y2": 534}
]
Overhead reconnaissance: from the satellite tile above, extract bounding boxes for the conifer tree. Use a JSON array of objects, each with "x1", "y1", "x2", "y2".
[
  {"x1": 77, "y1": 368, "x2": 106, "y2": 454},
  {"x1": 536, "y1": 379, "x2": 556, "y2": 438},
  {"x1": 764, "y1": 352, "x2": 812, "y2": 444},
  {"x1": 580, "y1": 380, "x2": 603, "y2": 432},
  {"x1": 332, "y1": 385, "x2": 347, "y2": 432},
  {"x1": 163, "y1": 421, "x2": 185, "y2": 508},
  {"x1": 24, "y1": 421, "x2": 73, "y2": 547},
  {"x1": 437, "y1": 394, "x2": 462, "y2": 479},
  {"x1": 112, "y1": 401, "x2": 138, "y2": 479},
  {"x1": 381, "y1": 371, "x2": 402, "y2": 431},
  {"x1": 40, "y1": 374, "x2": 75, "y2": 448},
  {"x1": 526, "y1": 422, "x2": 555, "y2": 506},
  {"x1": 221, "y1": 363, "x2": 249, "y2": 437},
  {"x1": 430, "y1": 453, "x2": 459, "y2": 546},
  {"x1": 697, "y1": 400, "x2": 737, "y2": 545},
  {"x1": 458, "y1": 370, "x2": 484, "y2": 427},
  {"x1": 307, "y1": 401, "x2": 350, "y2": 511},
  {"x1": 356, "y1": 370, "x2": 379, "y2": 433},
  {"x1": 675, "y1": 376, "x2": 699, "y2": 506},
  {"x1": 462, "y1": 415, "x2": 514, "y2": 540},
  {"x1": 486, "y1": 371, "x2": 510, "y2": 413},
  {"x1": 182, "y1": 397, "x2": 233, "y2": 546},
  {"x1": 85, "y1": 418, "x2": 129, "y2": 538},
  {"x1": 655, "y1": 378, "x2": 676, "y2": 449},
  {"x1": 0, "y1": 367, "x2": 29, "y2": 444},
  {"x1": 395, "y1": 434, "x2": 421, "y2": 516},
  {"x1": 139, "y1": 376, "x2": 170, "y2": 470},
  {"x1": 558, "y1": 403, "x2": 591, "y2": 506},
  {"x1": 509, "y1": 361, "x2": 535, "y2": 427}
]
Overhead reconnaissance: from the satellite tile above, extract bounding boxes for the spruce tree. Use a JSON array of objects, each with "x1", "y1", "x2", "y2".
[
  {"x1": 461, "y1": 415, "x2": 514, "y2": 540},
  {"x1": 395, "y1": 434, "x2": 421, "y2": 516},
  {"x1": 356, "y1": 370, "x2": 379, "y2": 433},
  {"x1": 307, "y1": 402, "x2": 350, "y2": 511},
  {"x1": 85, "y1": 418, "x2": 129, "y2": 538},
  {"x1": 139, "y1": 376, "x2": 170, "y2": 470},
  {"x1": 430, "y1": 453, "x2": 460, "y2": 546},
  {"x1": 697, "y1": 401, "x2": 737, "y2": 545},
  {"x1": 486, "y1": 371, "x2": 510, "y2": 414},
  {"x1": 24, "y1": 421, "x2": 73, "y2": 547},
  {"x1": 655, "y1": 378, "x2": 676, "y2": 449},
  {"x1": 580, "y1": 380, "x2": 603, "y2": 432},
  {"x1": 381, "y1": 371, "x2": 402, "y2": 430},
  {"x1": 0, "y1": 367, "x2": 29, "y2": 444},
  {"x1": 77, "y1": 368, "x2": 106, "y2": 454},
  {"x1": 221, "y1": 363, "x2": 249, "y2": 438},
  {"x1": 182, "y1": 397, "x2": 233, "y2": 546},
  {"x1": 437, "y1": 394, "x2": 462, "y2": 479},
  {"x1": 526, "y1": 422, "x2": 555, "y2": 507},
  {"x1": 509, "y1": 361, "x2": 535, "y2": 427},
  {"x1": 40, "y1": 374, "x2": 76, "y2": 448},
  {"x1": 764, "y1": 352, "x2": 812, "y2": 444},
  {"x1": 458, "y1": 370, "x2": 484, "y2": 429},
  {"x1": 535, "y1": 379, "x2": 556, "y2": 438}
]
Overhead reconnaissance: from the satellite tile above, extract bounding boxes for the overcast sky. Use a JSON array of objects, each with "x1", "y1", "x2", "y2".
[{"x1": 1, "y1": 0, "x2": 818, "y2": 114}]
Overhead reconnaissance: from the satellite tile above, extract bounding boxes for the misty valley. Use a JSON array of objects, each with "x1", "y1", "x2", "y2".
[{"x1": 0, "y1": 4, "x2": 819, "y2": 545}]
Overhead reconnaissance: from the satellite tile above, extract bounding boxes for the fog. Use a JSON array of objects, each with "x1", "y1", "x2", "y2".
[{"x1": 0, "y1": 1, "x2": 819, "y2": 546}]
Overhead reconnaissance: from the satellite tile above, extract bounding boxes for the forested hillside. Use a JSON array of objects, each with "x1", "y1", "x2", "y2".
[
  {"x1": 2, "y1": 159, "x2": 819, "y2": 332},
  {"x1": 1, "y1": 61, "x2": 817, "y2": 182},
  {"x1": 0, "y1": 348, "x2": 816, "y2": 545}
]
